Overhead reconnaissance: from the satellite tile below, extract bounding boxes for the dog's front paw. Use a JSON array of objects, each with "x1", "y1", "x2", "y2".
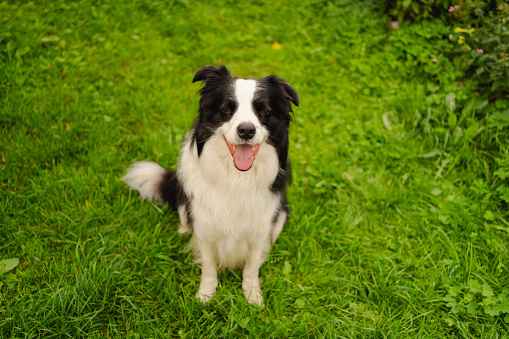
[
  {"x1": 196, "y1": 291, "x2": 214, "y2": 303},
  {"x1": 178, "y1": 223, "x2": 191, "y2": 234},
  {"x1": 196, "y1": 281, "x2": 217, "y2": 303},
  {"x1": 244, "y1": 287, "x2": 264, "y2": 307}
]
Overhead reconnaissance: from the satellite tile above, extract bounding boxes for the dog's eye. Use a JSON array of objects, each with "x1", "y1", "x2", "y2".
[
  {"x1": 260, "y1": 110, "x2": 269, "y2": 115},
  {"x1": 222, "y1": 108, "x2": 232, "y2": 115}
]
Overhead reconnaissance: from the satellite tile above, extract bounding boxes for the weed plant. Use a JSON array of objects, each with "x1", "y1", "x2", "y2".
[{"x1": 1, "y1": 0, "x2": 508, "y2": 337}]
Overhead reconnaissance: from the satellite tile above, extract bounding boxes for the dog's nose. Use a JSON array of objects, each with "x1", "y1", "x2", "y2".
[{"x1": 237, "y1": 123, "x2": 256, "y2": 140}]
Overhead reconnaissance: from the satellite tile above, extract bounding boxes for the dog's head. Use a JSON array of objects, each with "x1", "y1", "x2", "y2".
[{"x1": 192, "y1": 65, "x2": 298, "y2": 171}]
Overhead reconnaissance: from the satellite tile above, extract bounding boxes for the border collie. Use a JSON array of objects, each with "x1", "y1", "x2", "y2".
[{"x1": 123, "y1": 65, "x2": 298, "y2": 306}]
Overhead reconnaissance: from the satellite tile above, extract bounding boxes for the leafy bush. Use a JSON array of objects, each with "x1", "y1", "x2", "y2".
[
  {"x1": 382, "y1": 0, "x2": 452, "y2": 22},
  {"x1": 384, "y1": 0, "x2": 508, "y2": 103},
  {"x1": 450, "y1": 2, "x2": 509, "y2": 103},
  {"x1": 386, "y1": 20, "x2": 457, "y2": 84}
]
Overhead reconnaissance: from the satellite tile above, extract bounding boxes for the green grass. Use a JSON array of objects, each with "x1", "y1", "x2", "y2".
[{"x1": 1, "y1": 0, "x2": 509, "y2": 337}]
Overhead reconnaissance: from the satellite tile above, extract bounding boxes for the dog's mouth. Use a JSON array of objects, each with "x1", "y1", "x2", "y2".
[{"x1": 224, "y1": 138, "x2": 260, "y2": 171}]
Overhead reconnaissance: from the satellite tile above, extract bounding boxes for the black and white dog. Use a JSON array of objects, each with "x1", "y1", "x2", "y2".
[{"x1": 123, "y1": 65, "x2": 298, "y2": 305}]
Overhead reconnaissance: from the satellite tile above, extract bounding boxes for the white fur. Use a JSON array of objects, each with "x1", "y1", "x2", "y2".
[
  {"x1": 178, "y1": 131, "x2": 280, "y2": 305},
  {"x1": 271, "y1": 210, "x2": 287, "y2": 245},
  {"x1": 178, "y1": 132, "x2": 280, "y2": 269},
  {"x1": 177, "y1": 204, "x2": 190, "y2": 234},
  {"x1": 122, "y1": 161, "x2": 167, "y2": 203}
]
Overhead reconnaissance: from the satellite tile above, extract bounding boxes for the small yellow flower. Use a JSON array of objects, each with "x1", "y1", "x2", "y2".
[
  {"x1": 271, "y1": 42, "x2": 282, "y2": 50},
  {"x1": 454, "y1": 27, "x2": 475, "y2": 35},
  {"x1": 458, "y1": 36, "x2": 466, "y2": 45}
]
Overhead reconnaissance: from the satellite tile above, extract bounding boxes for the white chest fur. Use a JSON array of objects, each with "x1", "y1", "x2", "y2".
[{"x1": 177, "y1": 132, "x2": 280, "y2": 268}]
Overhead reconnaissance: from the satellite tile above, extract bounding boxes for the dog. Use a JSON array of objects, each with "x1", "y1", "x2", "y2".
[{"x1": 122, "y1": 65, "x2": 298, "y2": 306}]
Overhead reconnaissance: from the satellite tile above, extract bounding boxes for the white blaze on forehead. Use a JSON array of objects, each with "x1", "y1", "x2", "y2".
[
  {"x1": 232, "y1": 79, "x2": 259, "y2": 130},
  {"x1": 234, "y1": 79, "x2": 257, "y2": 105}
]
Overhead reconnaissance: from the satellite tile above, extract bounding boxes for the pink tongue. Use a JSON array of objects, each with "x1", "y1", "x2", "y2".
[{"x1": 234, "y1": 144, "x2": 254, "y2": 171}]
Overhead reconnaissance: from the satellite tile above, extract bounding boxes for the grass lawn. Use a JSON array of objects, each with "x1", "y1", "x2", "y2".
[{"x1": 1, "y1": 0, "x2": 508, "y2": 337}]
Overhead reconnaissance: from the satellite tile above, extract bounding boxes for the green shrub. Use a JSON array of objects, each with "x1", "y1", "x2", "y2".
[
  {"x1": 386, "y1": 20, "x2": 457, "y2": 84},
  {"x1": 450, "y1": 2, "x2": 509, "y2": 103},
  {"x1": 382, "y1": 0, "x2": 452, "y2": 22}
]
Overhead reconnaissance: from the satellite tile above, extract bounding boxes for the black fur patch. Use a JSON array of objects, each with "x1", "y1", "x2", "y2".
[
  {"x1": 253, "y1": 74, "x2": 298, "y2": 193},
  {"x1": 191, "y1": 65, "x2": 237, "y2": 156},
  {"x1": 159, "y1": 170, "x2": 186, "y2": 210}
]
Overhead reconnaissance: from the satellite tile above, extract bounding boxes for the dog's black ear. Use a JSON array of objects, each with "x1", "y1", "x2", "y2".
[
  {"x1": 192, "y1": 65, "x2": 231, "y2": 83},
  {"x1": 282, "y1": 81, "x2": 299, "y2": 107},
  {"x1": 266, "y1": 74, "x2": 299, "y2": 107}
]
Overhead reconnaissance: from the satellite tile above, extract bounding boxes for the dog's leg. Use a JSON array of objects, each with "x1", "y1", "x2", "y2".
[
  {"x1": 271, "y1": 210, "x2": 287, "y2": 244},
  {"x1": 243, "y1": 243, "x2": 264, "y2": 306},
  {"x1": 177, "y1": 204, "x2": 190, "y2": 234},
  {"x1": 196, "y1": 242, "x2": 218, "y2": 303}
]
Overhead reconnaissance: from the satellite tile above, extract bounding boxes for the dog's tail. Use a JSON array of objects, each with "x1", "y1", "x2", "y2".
[{"x1": 122, "y1": 161, "x2": 182, "y2": 210}]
